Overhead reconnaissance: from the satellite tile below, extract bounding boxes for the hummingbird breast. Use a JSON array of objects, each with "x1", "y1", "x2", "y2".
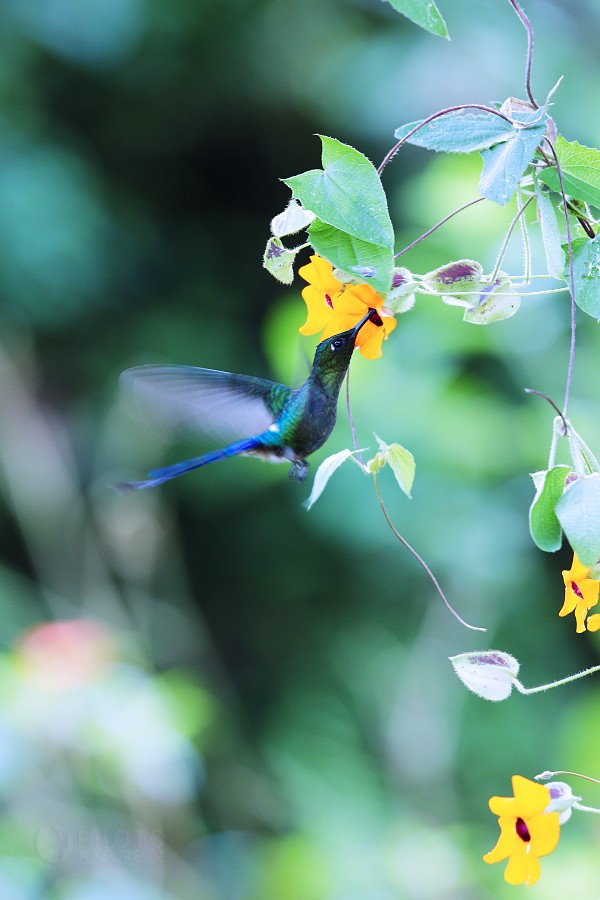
[{"x1": 278, "y1": 385, "x2": 338, "y2": 458}]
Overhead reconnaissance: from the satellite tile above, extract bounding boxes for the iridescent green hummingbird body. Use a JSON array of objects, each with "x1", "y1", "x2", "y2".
[{"x1": 120, "y1": 308, "x2": 379, "y2": 489}]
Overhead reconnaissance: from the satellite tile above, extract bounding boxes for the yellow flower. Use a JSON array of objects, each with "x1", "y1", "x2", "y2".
[
  {"x1": 484, "y1": 775, "x2": 560, "y2": 887},
  {"x1": 559, "y1": 552, "x2": 600, "y2": 633},
  {"x1": 298, "y1": 255, "x2": 397, "y2": 360}
]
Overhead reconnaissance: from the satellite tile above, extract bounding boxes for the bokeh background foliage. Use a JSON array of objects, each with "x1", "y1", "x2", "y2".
[{"x1": 0, "y1": 0, "x2": 599, "y2": 897}]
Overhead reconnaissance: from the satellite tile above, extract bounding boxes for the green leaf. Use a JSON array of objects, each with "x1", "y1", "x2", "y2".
[
  {"x1": 394, "y1": 110, "x2": 514, "y2": 153},
  {"x1": 555, "y1": 474, "x2": 600, "y2": 566},
  {"x1": 383, "y1": 0, "x2": 448, "y2": 38},
  {"x1": 305, "y1": 449, "x2": 364, "y2": 511},
  {"x1": 284, "y1": 136, "x2": 394, "y2": 250},
  {"x1": 263, "y1": 237, "x2": 298, "y2": 284},
  {"x1": 369, "y1": 435, "x2": 415, "y2": 497},
  {"x1": 462, "y1": 278, "x2": 520, "y2": 324},
  {"x1": 270, "y1": 199, "x2": 315, "y2": 237},
  {"x1": 308, "y1": 220, "x2": 394, "y2": 293},
  {"x1": 479, "y1": 120, "x2": 547, "y2": 206},
  {"x1": 567, "y1": 234, "x2": 600, "y2": 319},
  {"x1": 538, "y1": 137, "x2": 600, "y2": 208},
  {"x1": 529, "y1": 465, "x2": 571, "y2": 552},
  {"x1": 534, "y1": 180, "x2": 565, "y2": 279}
]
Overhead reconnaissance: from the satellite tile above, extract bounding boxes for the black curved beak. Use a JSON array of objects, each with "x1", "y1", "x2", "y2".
[{"x1": 352, "y1": 307, "x2": 383, "y2": 336}]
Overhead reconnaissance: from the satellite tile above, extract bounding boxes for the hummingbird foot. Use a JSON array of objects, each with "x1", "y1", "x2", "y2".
[{"x1": 288, "y1": 459, "x2": 309, "y2": 483}]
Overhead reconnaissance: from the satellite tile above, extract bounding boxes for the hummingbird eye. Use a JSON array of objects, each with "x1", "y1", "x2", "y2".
[{"x1": 330, "y1": 338, "x2": 344, "y2": 351}]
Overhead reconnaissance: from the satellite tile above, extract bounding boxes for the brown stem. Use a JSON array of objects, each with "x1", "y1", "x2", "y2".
[
  {"x1": 524, "y1": 388, "x2": 568, "y2": 436},
  {"x1": 506, "y1": 0, "x2": 537, "y2": 107},
  {"x1": 395, "y1": 197, "x2": 485, "y2": 259},
  {"x1": 373, "y1": 476, "x2": 486, "y2": 632},
  {"x1": 378, "y1": 104, "x2": 513, "y2": 176}
]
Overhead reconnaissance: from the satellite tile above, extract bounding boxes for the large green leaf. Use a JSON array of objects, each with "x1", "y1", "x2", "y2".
[
  {"x1": 538, "y1": 137, "x2": 600, "y2": 208},
  {"x1": 394, "y1": 110, "x2": 514, "y2": 153},
  {"x1": 383, "y1": 0, "x2": 448, "y2": 37},
  {"x1": 308, "y1": 220, "x2": 394, "y2": 293},
  {"x1": 556, "y1": 474, "x2": 600, "y2": 566},
  {"x1": 567, "y1": 234, "x2": 600, "y2": 318},
  {"x1": 284, "y1": 137, "x2": 394, "y2": 250},
  {"x1": 529, "y1": 465, "x2": 571, "y2": 552},
  {"x1": 479, "y1": 120, "x2": 547, "y2": 206}
]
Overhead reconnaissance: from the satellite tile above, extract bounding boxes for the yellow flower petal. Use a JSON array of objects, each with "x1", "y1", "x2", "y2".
[
  {"x1": 299, "y1": 284, "x2": 338, "y2": 335},
  {"x1": 343, "y1": 282, "x2": 385, "y2": 309},
  {"x1": 356, "y1": 316, "x2": 397, "y2": 359},
  {"x1": 562, "y1": 551, "x2": 591, "y2": 586},
  {"x1": 558, "y1": 589, "x2": 578, "y2": 617},
  {"x1": 580, "y1": 577, "x2": 600, "y2": 609},
  {"x1": 298, "y1": 255, "x2": 343, "y2": 296},
  {"x1": 575, "y1": 607, "x2": 587, "y2": 632},
  {"x1": 504, "y1": 848, "x2": 540, "y2": 886},
  {"x1": 586, "y1": 613, "x2": 600, "y2": 631},
  {"x1": 298, "y1": 255, "x2": 344, "y2": 336},
  {"x1": 483, "y1": 816, "x2": 520, "y2": 863},
  {"x1": 512, "y1": 775, "x2": 552, "y2": 818},
  {"x1": 528, "y1": 812, "x2": 560, "y2": 857}
]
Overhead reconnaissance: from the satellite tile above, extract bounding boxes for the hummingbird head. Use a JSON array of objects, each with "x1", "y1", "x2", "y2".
[{"x1": 311, "y1": 308, "x2": 382, "y2": 393}]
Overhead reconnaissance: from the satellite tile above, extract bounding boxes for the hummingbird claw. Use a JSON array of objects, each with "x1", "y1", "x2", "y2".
[{"x1": 288, "y1": 460, "x2": 309, "y2": 483}]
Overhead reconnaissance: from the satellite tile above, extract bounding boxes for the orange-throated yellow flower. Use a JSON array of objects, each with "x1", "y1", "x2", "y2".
[
  {"x1": 298, "y1": 255, "x2": 397, "y2": 360},
  {"x1": 559, "y1": 552, "x2": 600, "y2": 633},
  {"x1": 483, "y1": 775, "x2": 560, "y2": 887}
]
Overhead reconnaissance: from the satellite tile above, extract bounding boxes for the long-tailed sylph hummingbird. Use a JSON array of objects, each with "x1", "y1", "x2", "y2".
[{"x1": 119, "y1": 307, "x2": 381, "y2": 489}]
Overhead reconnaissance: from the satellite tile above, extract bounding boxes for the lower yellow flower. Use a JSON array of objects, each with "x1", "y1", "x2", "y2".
[
  {"x1": 298, "y1": 255, "x2": 396, "y2": 359},
  {"x1": 484, "y1": 775, "x2": 559, "y2": 887},
  {"x1": 559, "y1": 552, "x2": 600, "y2": 633}
]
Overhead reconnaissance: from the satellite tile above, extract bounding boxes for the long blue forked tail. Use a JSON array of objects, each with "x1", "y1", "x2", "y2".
[{"x1": 116, "y1": 436, "x2": 262, "y2": 490}]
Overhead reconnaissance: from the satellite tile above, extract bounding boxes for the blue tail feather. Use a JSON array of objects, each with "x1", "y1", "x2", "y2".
[{"x1": 117, "y1": 436, "x2": 262, "y2": 490}]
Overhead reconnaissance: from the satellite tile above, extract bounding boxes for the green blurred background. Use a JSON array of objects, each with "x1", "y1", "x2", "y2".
[{"x1": 0, "y1": 0, "x2": 599, "y2": 897}]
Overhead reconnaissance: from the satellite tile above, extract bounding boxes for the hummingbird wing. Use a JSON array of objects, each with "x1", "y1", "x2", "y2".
[{"x1": 120, "y1": 365, "x2": 292, "y2": 444}]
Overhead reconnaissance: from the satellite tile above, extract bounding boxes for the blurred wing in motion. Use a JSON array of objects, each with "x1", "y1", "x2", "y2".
[{"x1": 120, "y1": 365, "x2": 292, "y2": 444}]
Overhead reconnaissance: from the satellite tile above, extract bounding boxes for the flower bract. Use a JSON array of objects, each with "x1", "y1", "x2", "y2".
[
  {"x1": 559, "y1": 551, "x2": 600, "y2": 633},
  {"x1": 298, "y1": 255, "x2": 396, "y2": 359},
  {"x1": 483, "y1": 775, "x2": 560, "y2": 886}
]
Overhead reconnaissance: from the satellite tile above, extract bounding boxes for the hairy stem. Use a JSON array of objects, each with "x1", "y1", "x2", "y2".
[
  {"x1": 545, "y1": 138, "x2": 576, "y2": 421},
  {"x1": 491, "y1": 195, "x2": 535, "y2": 283},
  {"x1": 373, "y1": 475, "x2": 486, "y2": 632},
  {"x1": 513, "y1": 663, "x2": 600, "y2": 694}
]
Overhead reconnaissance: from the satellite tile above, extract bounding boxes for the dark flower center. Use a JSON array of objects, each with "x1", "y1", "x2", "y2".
[
  {"x1": 515, "y1": 817, "x2": 531, "y2": 842},
  {"x1": 324, "y1": 293, "x2": 334, "y2": 308},
  {"x1": 571, "y1": 580, "x2": 584, "y2": 600}
]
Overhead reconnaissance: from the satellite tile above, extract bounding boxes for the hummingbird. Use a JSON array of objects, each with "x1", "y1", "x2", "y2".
[{"x1": 119, "y1": 307, "x2": 382, "y2": 489}]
